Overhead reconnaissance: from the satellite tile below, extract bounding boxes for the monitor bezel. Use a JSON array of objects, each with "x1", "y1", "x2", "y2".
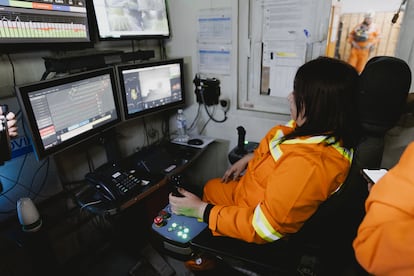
[
  {"x1": 0, "y1": 1, "x2": 94, "y2": 52},
  {"x1": 89, "y1": 0, "x2": 171, "y2": 41},
  {"x1": 16, "y1": 67, "x2": 122, "y2": 160},
  {"x1": 116, "y1": 58, "x2": 186, "y2": 121}
]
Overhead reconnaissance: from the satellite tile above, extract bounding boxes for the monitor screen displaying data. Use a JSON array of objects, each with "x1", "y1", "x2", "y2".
[
  {"x1": 91, "y1": 0, "x2": 170, "y2": 40},
  {"x1": 16, "y1": 67, "x2": 121, "y2": 160},
  {"x1": 0, "y1": 0, "x2": 92, "y2": 49},
  {"x1": 117, "y1": 59, "x2": 185, "y2": 120}
]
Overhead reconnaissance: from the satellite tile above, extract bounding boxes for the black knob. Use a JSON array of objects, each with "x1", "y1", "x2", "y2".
[{"x1": 236, "y1": 126, "x2": 247, "y2": 154}]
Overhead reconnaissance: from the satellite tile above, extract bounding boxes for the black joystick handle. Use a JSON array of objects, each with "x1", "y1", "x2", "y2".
[
  {"x1": 236, "y1": 126, "x2": 247, "y2": 154},
  {"x1": 1, "y1": 105, "x2": 9, "y2": 115},
  {"x1": 170, "y1": 174, "x2": 184, "y2": 197}
]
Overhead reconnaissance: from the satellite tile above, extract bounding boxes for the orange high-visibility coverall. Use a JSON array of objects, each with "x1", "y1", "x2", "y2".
[
  {"x1": 203, "y1": 121, "x2": 352, "y2": 244},
  {"x1": 353, "y1": 142, "x2": 414, "y2": 276},
  {"x1": 347, "y1": 23, "x2": 380, "y2": 73}
]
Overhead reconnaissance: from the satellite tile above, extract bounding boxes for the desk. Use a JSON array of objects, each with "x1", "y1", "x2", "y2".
[{"x1": 76, "y1": 141, "x2": 211, "y2": 216}]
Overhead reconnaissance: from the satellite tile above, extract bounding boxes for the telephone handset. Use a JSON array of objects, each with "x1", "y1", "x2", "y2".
[{"x1": 85, "y1": 170, "x2": 143, "y2": 202}]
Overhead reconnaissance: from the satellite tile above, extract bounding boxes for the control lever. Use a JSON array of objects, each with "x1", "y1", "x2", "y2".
[
  {"x1": 236, "y1": 126, "x2": 247, "y2": 154},
  {"x1": 228, "y1": 126, "x2": 259, "y2": 164},
  {"x1": 170, "y1": 174, "x2": 184, "y2": 197}
]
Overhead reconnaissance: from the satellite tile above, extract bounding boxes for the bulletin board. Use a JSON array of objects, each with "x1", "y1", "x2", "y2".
[{"x1": 237, "y1": 0, "x2": 332, "y2": 114}]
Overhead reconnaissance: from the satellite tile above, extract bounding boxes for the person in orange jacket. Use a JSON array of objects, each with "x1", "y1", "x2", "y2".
[
  {"x1": 353, "y1": 141, "x2": 414, "y2": 275},
  {"x1": 169, "y1": 57, "x2": 361, "y2": 246},
  {"x1": 347, "y1": 12, "x2": 381, "y2": 73}
]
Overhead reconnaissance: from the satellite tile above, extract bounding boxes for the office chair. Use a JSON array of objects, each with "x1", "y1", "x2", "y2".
[{"x1": 190, "y1": 56, "x2": 412, "y2": 275}]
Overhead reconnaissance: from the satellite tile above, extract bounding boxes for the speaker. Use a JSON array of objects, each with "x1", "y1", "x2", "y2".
[{"x1": 17, "y1": 198, "x2": 42, "y2": 232}]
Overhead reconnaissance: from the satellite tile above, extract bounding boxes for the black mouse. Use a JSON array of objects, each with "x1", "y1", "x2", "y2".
[{"x1": 187, "y1": 138, "x2": 203, "y2": 145}]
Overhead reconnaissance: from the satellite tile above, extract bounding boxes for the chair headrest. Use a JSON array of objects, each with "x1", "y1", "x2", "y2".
[{"x1": 358, "y1": 56, "x2": 412, "y2": 134}]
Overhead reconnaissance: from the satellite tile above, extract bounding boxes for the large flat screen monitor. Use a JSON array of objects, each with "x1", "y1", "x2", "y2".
[
  {"x1": 16, "y1": 67, "x2": 121, "y2": 160},
  {"x1": 0, "y1": 0, "x2": 92, "y2": 51},
  {"x1": 116, "y1": 58, "x2": 185, "y2": 121},
  {"x1": 91, "y1": 0, "x2": 170, "y2": 40}
]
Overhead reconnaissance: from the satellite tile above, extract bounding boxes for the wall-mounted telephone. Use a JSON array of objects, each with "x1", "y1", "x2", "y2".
[{"x1": 85, "y1": 170, "x2": 144, "y2": 202}]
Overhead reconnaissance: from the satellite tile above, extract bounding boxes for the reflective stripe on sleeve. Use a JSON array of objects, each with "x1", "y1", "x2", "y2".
[
  {"x1": 252, "y1": 204, "x2": 283, "y2": 242},
  {"x1": 270, "y1": 135, "x2": 353, "y2": 165}
]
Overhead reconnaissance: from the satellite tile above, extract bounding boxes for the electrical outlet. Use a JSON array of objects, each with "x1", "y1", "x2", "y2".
[{"x1": 219, "y1": 98, "x2": 230, "y2": 112}]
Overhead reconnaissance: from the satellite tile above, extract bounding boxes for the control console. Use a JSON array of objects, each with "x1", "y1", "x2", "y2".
[
  {"x1": 152, "y1": 204, "x2": 207, "y2": 243},
  {"x1": 152, "y1": 204, "x2": 208, "y2": 256}
]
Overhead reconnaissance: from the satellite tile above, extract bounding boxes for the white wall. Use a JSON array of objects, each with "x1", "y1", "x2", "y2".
[
  {"x1": 339, "y1": 0, "x2": 403, "y2": 14},
  {"x1": 165, "y1": 0, "x2": 289, "y2": 152}
]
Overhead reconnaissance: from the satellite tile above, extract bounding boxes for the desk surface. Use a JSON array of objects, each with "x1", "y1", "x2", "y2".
[{"x1": 76, "y1": 141, "x2": 211, "y2": 215}]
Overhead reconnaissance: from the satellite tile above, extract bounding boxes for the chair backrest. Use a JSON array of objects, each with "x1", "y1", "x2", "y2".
[{"x1": 291, "y1": 56, "x2": 412, "y2": 272}]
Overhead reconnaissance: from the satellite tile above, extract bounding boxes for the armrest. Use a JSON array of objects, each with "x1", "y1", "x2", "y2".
[{"x1": 189, "y1": 229, "x2": 299, "y2": 274}]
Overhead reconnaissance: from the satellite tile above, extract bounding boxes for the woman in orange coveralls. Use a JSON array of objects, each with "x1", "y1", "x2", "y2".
[
  {"x1": 353, "y1": 141, "x2": 414, "y2": 276},
  {"x1": 169, "y1": 57, "x2": 360, "y2": 245}
]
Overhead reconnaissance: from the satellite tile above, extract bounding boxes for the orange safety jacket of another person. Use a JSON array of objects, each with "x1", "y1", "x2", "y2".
[
  {"x1": 348, "y1": 19, "x2": 380, "y2": 73},
  {"x1": 353, "y1": 141, "x2": 414, "y2": 276},
  {"x1": 202, "y1": 120, "x2": 353, "y2": 244}
]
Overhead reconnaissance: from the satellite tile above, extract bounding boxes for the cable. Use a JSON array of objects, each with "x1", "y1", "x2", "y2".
[
  {"x1": 6, "y1": 54, "x2": 16, "y2": 93},
  {"x1": 199, "y1": 88, "x2": 228, "y2": 123},
  {"x1": 392, "y1": 0, "x2": 407, "y2": 24},
  {"x1": 187, "y1": 104, "x2": 203, "y2": 131},
  {"x1": 142, "y1": 117, "x2": 150, "y2": 146},
  {"x1": 199, "y1": 117, "x2": 212, "y2": 135},
  {"x1": 161, "y1": 113, "x2": 170, "y2": 142},
  {"x1": 31, "y1": 157, "x2": 50, "y2": 200},
  {"x1": 80, "y1": 200, "x2": 102, "y2": 210}
]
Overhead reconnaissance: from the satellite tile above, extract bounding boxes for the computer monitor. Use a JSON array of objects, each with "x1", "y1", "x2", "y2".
[
  {"x1": 117, "y1": 58, "x2": 185, "y2": 121},
  {"x1": 91, "y1": 0, "x2": 170, "y2": 40},
  {"x1": 15, "y1": 67, "x2": 121, "y2": 161},
  {"x1": 0, "y1": 0, "x2": 92, "y2": 51}
]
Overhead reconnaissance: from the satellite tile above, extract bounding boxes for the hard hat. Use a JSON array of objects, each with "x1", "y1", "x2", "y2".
[{"x1": 364, "y1": 11, "x2": 375, "y2": 19}]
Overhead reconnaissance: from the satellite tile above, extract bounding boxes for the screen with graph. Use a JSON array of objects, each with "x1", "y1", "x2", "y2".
[
  {"x1": 16, "y1": 67, "x2": 121, "y2": 160},
  {"x1": 0, "y1": 0, "x2": 92, "y2": 50}
]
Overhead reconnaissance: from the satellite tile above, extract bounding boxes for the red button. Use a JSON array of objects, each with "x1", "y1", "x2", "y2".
[
  {"x1": 159, "y1": 210, "x2": 171, "y2": 219},
  {"x1": 154, "y1": 215, "x2": 166, "y2": 227}
]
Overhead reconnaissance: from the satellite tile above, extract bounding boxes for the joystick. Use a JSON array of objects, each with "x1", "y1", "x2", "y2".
[
  {"x1": 170, "y1": 174, "x2": 185, "y2": 197},
  {"x1": 236, "y1": 126, "x2": 247, "y2": 155},
  {"x1": 228, "y1": 126, "x2": 259, "y2": 164}
]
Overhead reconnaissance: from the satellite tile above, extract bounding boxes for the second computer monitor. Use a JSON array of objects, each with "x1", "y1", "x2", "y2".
[{"x1": 117, "y1": 58, "x2": 185, "y2": 120}]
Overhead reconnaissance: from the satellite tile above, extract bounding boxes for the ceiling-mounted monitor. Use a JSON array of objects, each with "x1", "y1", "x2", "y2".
[
  {"x1": 91, "y1": 0, "x2": 170, "y2": 40},
  {"x1": 116, "y1": 58, "x2": 185, "y2": 121},
  {"x1": 16, "y1": 67, "x2": 121, "y2": 160},
  {"x1": 0, "y1": 0, "x2": 93, "y2": 51}
]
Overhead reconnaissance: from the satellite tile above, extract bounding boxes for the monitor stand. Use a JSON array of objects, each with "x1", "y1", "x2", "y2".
[{"x1": 100, "y1": 129, "x2": 122, "y2": 164}]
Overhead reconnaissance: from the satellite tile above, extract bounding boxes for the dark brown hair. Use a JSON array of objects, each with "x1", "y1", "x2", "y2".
[{"x1": 284, "y1": 57, "x2": 361, "y2": 149}]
